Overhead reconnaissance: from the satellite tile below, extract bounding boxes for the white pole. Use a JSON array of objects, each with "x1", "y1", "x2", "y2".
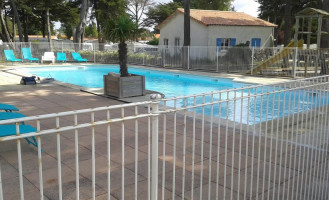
[
  {"x1": 61, "y1": 41, "x2": 63, "y2": 52},
  {"x1": 164, "y1": 48, "x2": 166, "y2": 68},
  {"x1": 21, "y1": 42, "x2": 23, "y2": 60},
  {"x1": 293, "y1": 47, "x2": 298, "y2": 78},
  {"x1": 0, "y1": 159, "x2": 3, "y2": 200},
  {"x1": 94, "y1": 43, "x2": 96, "y2": 64},
  {"x1": 216, "y1": 47, "x2": 219, "y2": 72},
  {"x1": 251, "y1": 47, "x2": 255, "y2": 75},
  {"x1": 151, "y1": 101, "x2": 159, "y2": 200},
  {"x1": 187, "y1": 46, "x2": 190, "y2": 70},
  {"x1": 143, "y1": 48, "x2": 145, "y2": 65}
]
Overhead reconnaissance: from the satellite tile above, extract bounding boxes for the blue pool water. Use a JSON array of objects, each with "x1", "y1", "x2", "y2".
[
  {"x1": 24, "y1": 65, "x2": 328, "y2": 124},
  {"x1": 23, "y1": 65, "x2": 246, "y2": 97}
]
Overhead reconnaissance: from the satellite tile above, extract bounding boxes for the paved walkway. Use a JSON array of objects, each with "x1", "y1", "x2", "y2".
[
  {"x1": 0, "y1": 84, "x2": 327, "y2": 200},
  {"x1": 0, "y1": 68, "x2": 328, "y2": 199}
]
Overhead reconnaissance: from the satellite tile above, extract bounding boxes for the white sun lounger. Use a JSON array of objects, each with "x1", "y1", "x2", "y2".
[{"x1": 41, "y1": 52, "x2": 55, "y2": 64}]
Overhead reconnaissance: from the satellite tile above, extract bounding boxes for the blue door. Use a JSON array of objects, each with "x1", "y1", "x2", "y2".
[
  {"x1": 251, "y1": 38, "x2": 261, "y2": 47},
  {"x1": 216, "y1": 38, "x2": 222, "y2": 51}
]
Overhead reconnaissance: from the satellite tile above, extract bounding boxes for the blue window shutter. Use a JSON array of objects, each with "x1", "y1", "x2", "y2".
[
  {"x1": 251, "y1": 38, "x2": 261, "y2": 47},
  {"x1": 216, "y1": 38, "x2": 222, "y2": 51},
  {"x1": 231, "y1": 38, "x2": 236, "y2": 46},
  {"x1": 256, "y1": 38, "x2": 261, "y2": 47},
  {"x1": 216, "y1": 38, "x2": 222, "y2": 47},
  {"x1": 251, "y1": 38, "x2": 256, "y2": 47}
]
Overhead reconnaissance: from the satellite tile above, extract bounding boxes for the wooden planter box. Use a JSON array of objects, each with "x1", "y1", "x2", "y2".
[{"x1": 104, "y1": 73, "x2": 145, "y2": 98}]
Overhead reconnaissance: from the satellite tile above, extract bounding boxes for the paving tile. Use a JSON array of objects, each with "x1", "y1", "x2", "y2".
[
  {"x1": 0, "y1": 159, "x2": 18, "y2": 180},
  {"x1": 111, "y1": 180, "x2": 174, "y2": 200},
  {"x1": 1, "y1": 176, "x2": 40, "y2": 200},
  {"x1": 75, "y1": 133, "x2": 108, "y2": 148},
  {"x1": 139, "y1": 142, "x2": 174, "y2": 155},
  {"x1": 184, "y1": 183, "x2": 242, "y2": 200},
  {"x1": 185, "y1": 141, "x2": 226, "y2": 159},
  {"x1": 159, "y1": 168, "x2": 207, "y2": 196},
  {"x1": 185, "y1": 159, "x2": 235, "y2": 182},
  {"x1": 241, "y1": 161, "x2": 299, "y2": 185},
  {"x1": 218, "y1": 172, "x2": 275, "y2": 199},
  {"x1": 110, "y1": 148, "x2": 148, "y2": 165},
  {"x1": 87, "y1": 193, "x2": 118, "y2": 200},
  {"x1": 66, "y1": 155, "x2": 120, "y2": 179},
  {"x1": 215, "y1": 151, "x2": 259, "y2": 170},
  {"x1": 93, "y1": 140, "x2": 135, "y2": 157},
  {"x1": 125, "y1": 158, "x2": 173, "y2": 178},
  {"x1": 94, "y1": 167, "x2": 146, "y2": 191},
  {"x1": 43, "y1": 177, "x2": 106, "y2": 200},
  {"x1": 24, "y1": 165, "x2": 80, "y2": 189}
]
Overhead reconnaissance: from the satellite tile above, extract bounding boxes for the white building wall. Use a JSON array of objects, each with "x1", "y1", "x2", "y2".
[
  {"x1": 208, "y1": 25, "x2": 274, "y2": 47},
  {"x1": 159, "y1": 13, "x2": 208, "y2": 59},
  {"x1": 158, "y1": 13, "x2": 208, "y2": 47},
  {"x1": 159, "y1": 14, "x2": 274, "y2": 61}
]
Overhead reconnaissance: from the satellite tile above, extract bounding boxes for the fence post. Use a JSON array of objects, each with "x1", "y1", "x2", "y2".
[
  {"x1": 293, "y1": 47, "x2": 298, "y2": 78},
  {"x1": 151, "y1": 101, "x2": 159, "y2": 200},
  {"x1": 21, "y1": 42, "x2": 23, "y2": 60},
  {"x1": 143, "y1": 47, "x2": 145, "y2": 65},
  {"x1": 251, "y1": 47, "x2": 255, "y2": 75},
  {"x1": 216, "y1": 47, "x2": 219, "y2": 72},
  {"x1": 187, "y1": 46, "x2": 190, "y2": 70},
  {"x1": 94, "y1": 43, "x2": 96, "y2": 64},
  {"x1": 315, "y1": 49, "x2": 320, "y2": 76},
  {"x1": 29, "y1": 41, "x2": 31, "y2": 50},
  {"x1": 0, "y1": 159, "x2": 3, "y2": 200},
  {"x1": 163, "y1": 49, "x2": 166, "y2": 68},
  {"x1": 61, "y1": 41, "x2": 63, "y2": 52}
]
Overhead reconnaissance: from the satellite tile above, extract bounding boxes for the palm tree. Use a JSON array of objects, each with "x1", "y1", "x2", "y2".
[
  {"x1": 107, "y1": 16, "x2": 137, "y2": 77},
  {"x1": 183, "y1": 0, "x2": 190, "y2": 47},
  {"x1": 183, "y1": 0, "x2": 190, "y2": 68}
]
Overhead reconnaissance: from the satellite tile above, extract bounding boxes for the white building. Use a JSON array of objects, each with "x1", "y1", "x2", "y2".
[{"x1": 157, "y1": 8, "x2": 277, "y2": 49}]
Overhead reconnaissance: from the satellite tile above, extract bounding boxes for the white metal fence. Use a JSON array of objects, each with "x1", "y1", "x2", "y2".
[
  {"x1": 1, "y1": 42, "x2": 328, "y2": 78},
  {"x1": 0, "y1": 75, "x2": 329, "y2": 199}
]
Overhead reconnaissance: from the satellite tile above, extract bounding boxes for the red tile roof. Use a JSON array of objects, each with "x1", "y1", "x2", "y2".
[{"x1": 156, "y1": 8, "x2": 277, "y2": 29}]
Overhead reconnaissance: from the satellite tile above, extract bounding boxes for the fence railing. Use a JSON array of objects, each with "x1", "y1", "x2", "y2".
[
  {"x1": 0, "y1": 41, "x2": 329, "y2": 77},
  {"x1": 0, "y1": 75, "x2": 329, "y2": 199}
]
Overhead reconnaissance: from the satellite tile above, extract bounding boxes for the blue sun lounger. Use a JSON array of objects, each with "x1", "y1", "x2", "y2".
[
  {"x1": 4, "y1": 50, "x2": 22, "y2": 62},
  {"x1": 72, "y1": 52, "x2": 87, "y2": 62},
  {"x1": 0, "y1": 103, "x2": 19, "y2": 112},
  {"x1": 0, "y1": 112, "x2": 38, "y2": 147},
  {"x1": 57, "y1": 52, "x2": 67, "y2": 62},
  {"x1": 22, "y1": 48, "x2": 39, "y2": 62},
  {"x1": 0, "y1": 112, "x2": 26, "y2": 120},
  {"x1": 0, "y1": 125, "x2": 38, "y2": 146}
]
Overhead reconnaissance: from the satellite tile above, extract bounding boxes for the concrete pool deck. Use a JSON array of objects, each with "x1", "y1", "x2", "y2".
[{"x1": 0, "y1": 64, "x2": 326, "y2": 199}]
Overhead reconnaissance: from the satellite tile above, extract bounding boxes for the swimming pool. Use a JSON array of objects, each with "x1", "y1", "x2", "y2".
[
  {"x1": 23, "y1": 65, "x2": 246, "y2": 98},
  {"x1": 24, "y1": 65, "x2": 327, "y2": 124}
]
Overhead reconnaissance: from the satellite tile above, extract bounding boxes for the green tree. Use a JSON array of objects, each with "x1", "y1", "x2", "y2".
[
  {"x1": 184, "y1": 0, "x2": 190, "y2": 47},
  {"x1": 59, "y1": 1, "x2": 80, "y2": 39},
  {"x1": 193, "y1": 0, "x2": 232, "y2": 10},
  {"x1": 257, "y1": 0, "x2": 318, "y2": 45},
  {"x1": 92, "y1": 0, "x2": 126, "y2": 49},
  {"x1": 144, "y1": 2, "x2": 183, "y2": 33},
  {"x1": 106, "y1": 16, "x2": 137, "y2": 77},
  {"x1": 85, "y1": 23, "x2": 98, "y2": 38}
]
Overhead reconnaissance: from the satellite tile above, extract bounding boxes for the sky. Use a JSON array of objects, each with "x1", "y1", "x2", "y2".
[
  {"x1": 232, "y1": 0, "x2": 260, "y2": 17},
  {"x1": 55, "y1": 0, "x2": 260, "y2": 29},
  {"x1": 156, "y1": 0, "x2": 260, "y2": 17}
]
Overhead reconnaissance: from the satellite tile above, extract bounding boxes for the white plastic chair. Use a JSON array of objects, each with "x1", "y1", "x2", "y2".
[{"x1": 41, "y1": 52, "x2": 55, "y2": 64}]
